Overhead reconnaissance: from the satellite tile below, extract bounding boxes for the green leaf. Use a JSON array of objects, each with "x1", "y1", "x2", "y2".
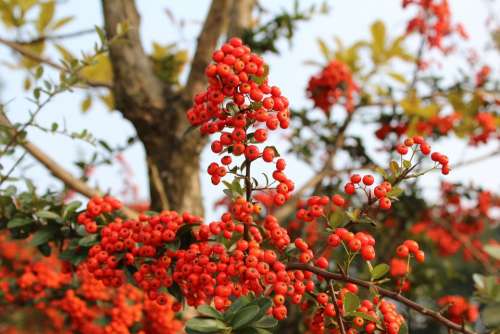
[
  {"x1": 7, "y1": 218, "x2": 32, "y2": 229},
  {"x1": 30, "y1": 227, "x2": 55, "y2": 246},
  {"x1": 185, "y1": 318, "x2": 228, "y2": 333},
  {"x1": 35, "y1": 66, "x2": 44, "y2": 79},
  {"x1": 387, "y1": 187, "x2": 403, "y2": 199},
  {"x1": 35, "y1": 210, "x2": 62, "y2": 222},
  {"x1": 402, "y1": 159, "x2": 411, "y2": 169},
  {"x1": 225, "y1": 296, "x2": 252, "y2": 321},
  {"x1": 484, "y1": 245, "x2": 500, "y2": 261},
  {"x1": 232, "y1": 305, "x2": 261, "y2": 329},
  {"x1": 398, "y1": 322, "x2": 408, "y2": 334},
  {"x1": 78, "y1": 234, "x2": 98, "y2": 247},
  {"x1": 483, "y1": 303, "x2": 500, "y2": 327},
  {"x1": 37, "y1": 1, "x2": 55, "y2": 31},
  {"x1": 37, "y1": 243, "x2": 52, "y2": 257},
  {"x1": 371, "y1": 263, "x2": 390, "y2": 280},
  {"x1": 63, "y1": 201, "x2": 82, "y2": 219},
  {"x1": 197, "y1": 305, "x2": 223, "y2": 320},
  {"x1": 253, "y1": 316, "x2": 278, "y2": 329},
  {"x1": 343, "y1": 292, "x2": 360, "y2": 314}
]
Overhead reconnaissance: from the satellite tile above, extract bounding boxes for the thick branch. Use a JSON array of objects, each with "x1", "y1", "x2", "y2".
[
  {"x1": 0, "y1": 37, "x2": 111, "y2": 88},
  {"x1": 287, "y1": 263, "x2": 477, "y2": 334},
  {"x1": 227, "y1": 0, "x2": 255, "y2": 37},
  {"x1": 183, "y1": 0, "x2": 232, "y2": 100},
  {"x1": 0, "y1": 112, "x2": 138, "y2": 219}
]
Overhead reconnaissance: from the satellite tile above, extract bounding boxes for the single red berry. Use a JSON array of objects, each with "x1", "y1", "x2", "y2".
[{"x1": 362, "y1": 175, "x2": 375, "y2": 186}]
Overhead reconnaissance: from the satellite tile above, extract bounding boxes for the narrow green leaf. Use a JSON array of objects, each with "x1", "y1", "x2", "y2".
[
  {"x1": 78, "y1": 234, "x2": 98, "y2": 247},
  {"x1": 30, "y1": 227, "x2": 55, "y2": 246},
  {"x1": 7, "y1": 218, "x2": 32, "y2": 229},
  {"x1": 197, "y1": 305, "x2": 223, "y2": 320},
  {"x1": 186, "y1": 318, "x2": 228, "y2": 333},
  {"x1": 232, "y1": 305, "x2": 260, "y2": 329},
  {"x1": 253, "y1": 316, "x2": 278, "y2": 329},
  {"x1": 35, "y1": 210, "x2": 62, "y2": 221}
]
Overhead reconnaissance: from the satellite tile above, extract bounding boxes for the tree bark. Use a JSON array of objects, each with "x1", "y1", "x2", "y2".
[{"x1": 102, "y1": 0, "x2": 254, "y2": 216}]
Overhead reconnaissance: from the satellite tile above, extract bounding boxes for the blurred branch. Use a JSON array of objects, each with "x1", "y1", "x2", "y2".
[
  {"x1": 0, "y1": 112, "x2": 138, "y2": 219},
  {"x1": 273, "y1": 112, "x2": 355, "y2": 222},
  {"x1": 183, "y1": 0, "x2": 232, "y2": 100},
  {"x1": 0, "y1": 37, "x2": 111, "y2": 89},
  {"x1": 17, "y1": 29, "x2": 96, "y2": 45}
]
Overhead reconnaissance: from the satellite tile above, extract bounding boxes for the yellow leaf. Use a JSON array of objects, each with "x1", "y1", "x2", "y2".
[
  {"x1": 99, "y1": 92, "x2": 115, "y2": 110},
  {"x1": 19, "y1": 0, "x2": 38, "y2": 12},
  {"x1": 317, "y1": 38, "x2": 331, "y2": 60},
  {"x1": 54, "y1": 44, "x2": 75, "y2": 62},
  {"x1": 23, "y1": 77, "x2": 32, "y2": 90},
  {"x1": 79, "y1": 54, "x2": 113, "y2": 85},
  {"x1": 81, "y1": 95, "x2": 92, "y2": 112},
  {"x1": 401, "y1": 93, "x2": 439, "y2": 119},
  {"x1": 36, "y1": 1, "x2": 55, "y2": 32},
  {"x1": 370, "y1": 20, "x2": 386, "y2": 64},
  {"x1": 20, "y1": 42, "x2": 46, "y2": 68},
  {"x1": 51, "y1": 15, "x2": 73, "y2": 30},
  {"x1": 388, "y1": 72, "x2": 407, "y2": 84}
]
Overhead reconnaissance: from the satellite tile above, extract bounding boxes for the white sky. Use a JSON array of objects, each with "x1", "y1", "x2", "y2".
[{"x1": 0, "y1": 0, "x2": 498, "y2": 222}]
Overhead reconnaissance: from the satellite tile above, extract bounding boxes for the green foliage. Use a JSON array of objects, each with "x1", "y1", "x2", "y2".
[{"x1": 186, "y1": 296, "x2": 278, "y2": 334}]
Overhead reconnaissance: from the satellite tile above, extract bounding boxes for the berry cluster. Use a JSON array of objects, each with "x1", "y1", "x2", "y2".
[
  {"x1": 305, "y1": 290, "x2": 405, "y2": 334},
  {"x1": 396, "y1": 136, "x2": 451, "y2": 175},
  {"x1": 76, "y1": 196, "x2": 123, "y2": 233},
  {"x1": 84, "y1": 209, "x2": 202, "y2": 296},
  {"x1": 306, "y1": 59, "x2": 358, "y2": 114},
  {"x1": 344, "y1": 173, "x2": 394, "y2": 210},
  {"x1": 411, "y1": 182, "x2": 500, "y2": 265},
  {"x1": 437, "y1": 295, "x2": 479, "y2": 324},
  {"x1": 403, "y1": 0, "x2": 466, "y2": 50},
  {"x1": 187, "y1": 37, "x2": 291, "y2": 191}
]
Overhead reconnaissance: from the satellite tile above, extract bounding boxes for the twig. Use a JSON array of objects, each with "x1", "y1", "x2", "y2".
[
  {"x1": 329, "y1": 280, "x2": 346, "y2": 334},
  {"x1": 0, "y1": 152, "x2": 28, "y2": 185},
  {"x1": 0, "y1": 36, "x2": 111, "y2": 88},
  {"x1": 286, "y1": 263, "x2": 477, "y2": 334},
  {"x1": 17, "y1": 29, "x2": 95, "y2": 45}
]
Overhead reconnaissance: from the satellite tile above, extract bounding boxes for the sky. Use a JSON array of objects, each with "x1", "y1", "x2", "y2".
[{"x1": 0, "y1": 0, "x2": 499, "y2": 222}]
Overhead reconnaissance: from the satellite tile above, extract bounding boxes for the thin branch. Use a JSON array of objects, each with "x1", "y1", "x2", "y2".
[
  {"x1": 0, "y1": 113, "x2": 138, "y2": 219},
  {"x1": 17, "y1": 29, "x2": 96, "y2": 45},
  {"x1": 287, "y1": 263, "x2": 477, "y2": 334},
  {"x1": 452, "y1": 148, "x2": 500, "y2": 169},
  {"x1": 0, "y1": 152, "x2": 28, "y2": 185},
  {"x1": 0, "y1": 36, "x2": 111, "y2": 88},
  {"x1": 329, "y1": 280, "x2": 346, "y2": 334},
  {"x1": 273, "y1": 112, "x2": 354, "y2": 221}
]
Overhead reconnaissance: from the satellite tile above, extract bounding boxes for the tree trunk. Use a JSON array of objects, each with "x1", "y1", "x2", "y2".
[{"x1": 101, "y1": 0, "x2": 253, "y2": 216}]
